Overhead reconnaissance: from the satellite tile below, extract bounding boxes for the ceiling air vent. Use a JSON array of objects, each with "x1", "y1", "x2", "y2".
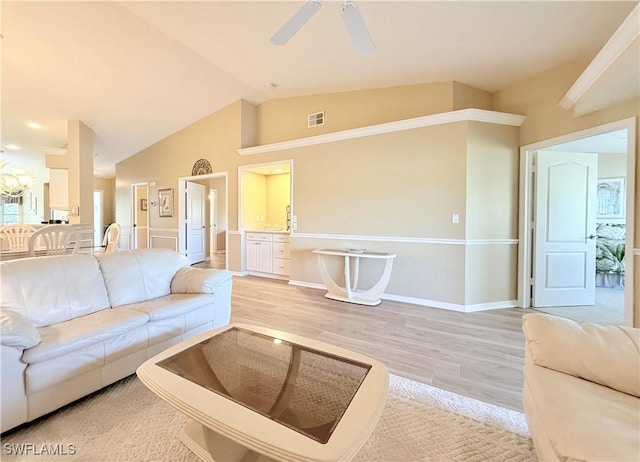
[{"x1": 308, "y1": 111, "x2": 324, "y2": 128}]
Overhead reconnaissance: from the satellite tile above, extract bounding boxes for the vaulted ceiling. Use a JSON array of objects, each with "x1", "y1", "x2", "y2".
[{"x1": 2, "y1": 1, "x2": 637, "y2": 177}]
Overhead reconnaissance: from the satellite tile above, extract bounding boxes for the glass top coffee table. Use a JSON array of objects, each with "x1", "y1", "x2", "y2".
[{"x1": 137, "y1": 323, "x2": 388, "y2": 462}]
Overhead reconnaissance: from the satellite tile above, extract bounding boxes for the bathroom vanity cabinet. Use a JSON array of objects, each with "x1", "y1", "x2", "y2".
[{"x1": 246, "y1": 231, "x2": 290, "y2": 279}]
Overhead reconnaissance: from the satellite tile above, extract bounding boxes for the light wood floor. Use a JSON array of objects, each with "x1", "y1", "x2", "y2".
[{"x1": 227, "y1": 275, "x2": 532, "y2": 412}]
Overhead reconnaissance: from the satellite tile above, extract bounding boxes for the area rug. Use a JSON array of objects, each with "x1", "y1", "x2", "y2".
[{"x1": 1, "y1": 375, "x2": 536, "y2": 462}]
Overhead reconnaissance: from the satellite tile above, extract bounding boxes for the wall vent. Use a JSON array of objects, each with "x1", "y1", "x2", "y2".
[{"x1": 308, "y1": 111, "x2": 324, "y2": 128}]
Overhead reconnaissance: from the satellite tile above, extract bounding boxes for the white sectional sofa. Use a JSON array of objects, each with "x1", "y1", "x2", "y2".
[
  {"x1": 0, "y1": 248, "x2": 233, "y2": 433},
  {"x1": 522, "y1": 313, "x2": 640, "y2": 462}
]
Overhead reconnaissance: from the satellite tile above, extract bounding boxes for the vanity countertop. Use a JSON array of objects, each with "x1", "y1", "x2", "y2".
[{"x1": 246, "y1": 229, "x2": 290, "y2": 235}]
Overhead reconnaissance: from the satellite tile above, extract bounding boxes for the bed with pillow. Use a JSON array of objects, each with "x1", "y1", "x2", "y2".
[{"x1": 595, "y1": 223, "x2": 625, "y2": 288}]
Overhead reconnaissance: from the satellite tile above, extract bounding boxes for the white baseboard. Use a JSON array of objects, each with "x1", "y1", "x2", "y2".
[
  {"x1": 464, "y1": 300, "x2": 519, "y2": 311},
  {"x1": 288, "y1": 279, "x2": 518, "y2": 312},
  {"x1": 288, "y1": 280, "x2": 325, "y2": 290},
  {"x1": 236, "y1": 271, "x2": 289, "y2": 281},
  {"x1": 248, "y1": 271, "x2": 289, "y2": 281}
]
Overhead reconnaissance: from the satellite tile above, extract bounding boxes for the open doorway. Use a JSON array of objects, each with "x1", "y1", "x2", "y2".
[
  {"x1": 238, "y1": 160, "x2": 292, "y2": 232},
  {"x1": 518, "y1": 118, "x2": 635, "y2": 326},
  {"x1": 93, "y1": 190, "x2": 103, "y2": 246},
  {"x1": 177, "y1": 172, "x2": 228, "y2": 269}
]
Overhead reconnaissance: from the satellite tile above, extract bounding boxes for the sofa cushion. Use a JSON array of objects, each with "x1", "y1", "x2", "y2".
[
  {"x1": 115, "y1": 293, "x2": 214, "y2": 322},
  {"x1": 22, "y1": 308, "x2": 149, "y2": 364},
  {"x1": 0, "y1": 309, "x2": 41, "y2": 349},
  {"x1": 97, "y1": 249, "x2": 190, "y2": 307},
  {"x1": 171, "y1": 267, "x2": 233, "y2": 294},
  {"x1": 523, "y1": 313, "x2": 640, "y2": 397},
  {"x1": 0, "y1": 254, "x2": 111, "y2": 327},
  {"x1": 524, "y1": 362, "x2": 640, "y2": 461}
]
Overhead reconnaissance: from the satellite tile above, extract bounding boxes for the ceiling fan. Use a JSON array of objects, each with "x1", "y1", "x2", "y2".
[{"x1": 270, "y1": 1, "x2": 375, "y2": 56}]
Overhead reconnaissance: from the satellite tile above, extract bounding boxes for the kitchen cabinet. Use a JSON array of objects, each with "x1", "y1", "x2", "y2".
[
  {"x1": 246, "y1": 232, "x2": 290, "y2": 278},
  {"x1": 49, "y1": 169, "x2": 69, "y2": 210}
]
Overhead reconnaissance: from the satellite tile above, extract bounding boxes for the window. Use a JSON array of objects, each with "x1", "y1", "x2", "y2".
[{"x1": 1, "y1": 197, "x2": 21, "y2": 224}]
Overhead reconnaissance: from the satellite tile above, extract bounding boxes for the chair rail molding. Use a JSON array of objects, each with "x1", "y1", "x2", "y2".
[
  {"x1": 237, "y1": 109, "x2": 526, "y2": 156},
  {"x1": 291, "y1": 232, "x2": 518, "y2": 246}
]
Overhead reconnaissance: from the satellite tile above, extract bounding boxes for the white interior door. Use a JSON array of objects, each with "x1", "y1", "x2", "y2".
[
  {"x1": 533, "y1": 151, "x2": 598, "y2": 307},
  {"x1": 186, "y1": 181, "x2": 205, "y2": 264}
]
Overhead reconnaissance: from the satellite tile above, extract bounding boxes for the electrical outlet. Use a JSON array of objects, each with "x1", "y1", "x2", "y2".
[{"x1": 452, "y1": 213, "x2": 460, "y2": 224}]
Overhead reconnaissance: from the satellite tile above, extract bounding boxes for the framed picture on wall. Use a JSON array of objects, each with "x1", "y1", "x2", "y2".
[
  {"x1": 158, "y1": 188, "x2": 173, "y2": 217},
  {"x1": 140, "y1": 198, "x2": 148, "y2": 211},
  {"x1": 597, "y1": 177, "x2": 625, "y2": 219}
]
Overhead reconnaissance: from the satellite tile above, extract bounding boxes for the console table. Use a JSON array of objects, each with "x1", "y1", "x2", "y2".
[{"x1": 312, "y1": 248, "x2": 396, "y2": 306}]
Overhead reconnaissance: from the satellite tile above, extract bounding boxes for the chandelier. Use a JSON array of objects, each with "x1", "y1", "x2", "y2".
[{"x1": 0, "y1": 160, "x2": 34, "y2": 198}]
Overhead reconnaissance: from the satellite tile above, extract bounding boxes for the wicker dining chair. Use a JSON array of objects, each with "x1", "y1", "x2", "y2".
[
  {"x1": 0, "y1": 224, "x2": 36, "y2": 252},
  {"x1": 28, "y1": 225, "x2": 80, "y2": 256},
  {"x1": 100, "y1": 223, "x2": 121, "y2": 253}
]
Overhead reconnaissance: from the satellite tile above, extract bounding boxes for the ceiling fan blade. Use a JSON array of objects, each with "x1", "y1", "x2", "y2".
[
  {"x1": 340, "y1": 1, "x2": 374, "y2": 56},
  {"x1": 271, "y1": 1, "x2": 322, "y2": 46}
]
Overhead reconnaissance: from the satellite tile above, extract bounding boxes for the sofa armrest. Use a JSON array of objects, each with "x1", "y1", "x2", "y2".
[
  {"x1": 171, "y1": 267, "x2": 233, "y2": 295},
  {"x1": 1, "y1": 309, "x2": 41, "y2": 349},
  {"x1": 522, "y1": 313, "x2": 640, "y2": 397}
]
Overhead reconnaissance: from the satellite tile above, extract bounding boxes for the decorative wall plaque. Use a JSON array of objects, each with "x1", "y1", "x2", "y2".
[{"x1": 192, "y1": 158, "x2": 213, "y2": 176}]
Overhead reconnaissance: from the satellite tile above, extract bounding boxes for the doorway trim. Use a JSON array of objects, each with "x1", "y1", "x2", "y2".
[
  {"x1": 517, "y1": 117, "x2": 636, "y2": 326},
  {"x1": 177, "y1": 171, "x2": 229, "y2": 269}
]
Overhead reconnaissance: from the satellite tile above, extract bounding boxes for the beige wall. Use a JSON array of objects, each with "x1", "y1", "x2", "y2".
[
  {"x1": 453, "y1": 82, "x2": 492, "y2": 111},
  {"x1": 46, "y1": 120, "x2": 94, "y2": 227},
  {"x1": 209, "y1": 176, "x2": 227, "y2": 252},
  {"x1": 464, "y1": 122, "x2": 520, "y2": 305},
  {"x1": 598, "y1": 152, "x2": 626, "y2": 179},
  {"x1": 266, "y1": 173, "x2": 290, "y2": 229},
  {"x1": 465, "y1": 122, "x2": 520, "y2": 240},
  {"x1": 293, "y1": 123, "x2": 468, "y2": 238},
  {"x1": 255, "y1": 81, "x2": 490, "y2": 146},
  {"x1": 240, "y1": 99, "x2": 257, "y2": 148},
  {"x1": 465, "y1": 244, "x2": 518, "y2": 305},
  {"x1": 241, "y1": 171, "x2": 267, "y2": 231}
]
